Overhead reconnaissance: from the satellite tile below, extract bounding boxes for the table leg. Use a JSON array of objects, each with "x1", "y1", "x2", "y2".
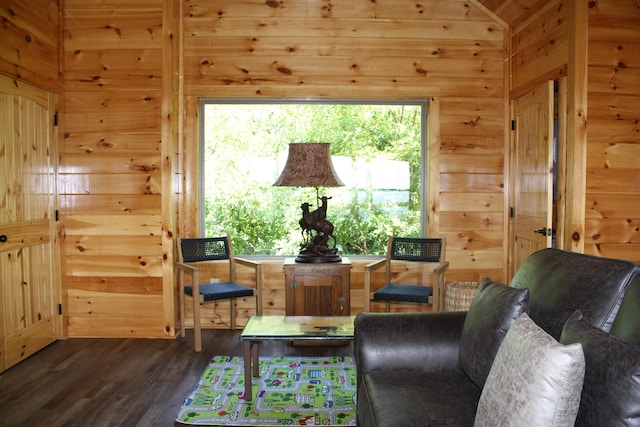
[
  {"x1": 252, "y1": 341, "x2": 259, "y2": 377},
  {"x1": 243, "y1": 340, "x2": 252, "y2": 401}
]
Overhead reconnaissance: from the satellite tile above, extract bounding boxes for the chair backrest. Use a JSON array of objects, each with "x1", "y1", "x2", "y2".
[
  {"x1": 178, "y1": 236, "x2": 235, "y2": 280},
  {"x1": 389, "y1": 237, "x2": 443, "y2": 262},
  {"x1": 386, "y1": 236, "x2": 446, "y2": 286},
  {"x1": 180, "y1": 237, "x2": 231, "y2": 262}
]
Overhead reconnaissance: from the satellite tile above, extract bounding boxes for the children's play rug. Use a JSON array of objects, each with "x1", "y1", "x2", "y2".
[{"x1": 176, "y1": 355, "x2": 357, "y2": 426}]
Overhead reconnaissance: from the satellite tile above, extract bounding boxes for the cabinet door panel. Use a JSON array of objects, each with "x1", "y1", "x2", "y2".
[{"x1": 284, "y1": 260, "x2": 351, "y2": 316}]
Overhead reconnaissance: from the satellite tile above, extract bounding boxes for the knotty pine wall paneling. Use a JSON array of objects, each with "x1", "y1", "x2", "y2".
[
  {"x1": 55, "y1": 0, "x2": 562, "y2": 332},
  {"x1": 161, "y1": 0, "x2": 181, "y2": 341},
  {"x1": 509, "y1": 0, "x2": 569, "y2": 99},
  {"x1": 181, "y1": 0, "x2": 508, "y2": 295},
  {"x1": 61, "y1": 0, "x2": 177, "y2": 337},
  {"x1": 584, "y1": 0, "x2": 640, "y2": 262},
  {"x1": 0, "y1": 0, "x2": 63, "y2": 93}
]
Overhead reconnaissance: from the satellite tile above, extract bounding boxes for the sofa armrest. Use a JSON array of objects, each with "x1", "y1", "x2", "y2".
[{"x1": 354, "y1": 311, "x2": 467, "y2": 380}]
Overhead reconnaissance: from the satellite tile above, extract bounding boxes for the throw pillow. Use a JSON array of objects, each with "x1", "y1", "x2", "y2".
[
  {"x1": 560, "y1": 310, "x2": 640, "y2": 427},
  {"x1": 458, "y1": 278, "x2": 530, "y2": 388},
  {"x1": 475, "y1": 313, "x2": 585, "y2": 427}
]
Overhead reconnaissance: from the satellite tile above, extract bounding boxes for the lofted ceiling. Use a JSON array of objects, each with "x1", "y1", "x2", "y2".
[{"x1": 475, "y1": 0, "x2": 552, "y2": 26}]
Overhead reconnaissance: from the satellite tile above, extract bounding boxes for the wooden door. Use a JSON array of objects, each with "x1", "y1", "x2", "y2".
[
  {"x1": 0, "y1": 75, "x2": 59, "y2": 372},
  {"x1": 510, "y1": 81, "x2": 555, "y2": 277}
]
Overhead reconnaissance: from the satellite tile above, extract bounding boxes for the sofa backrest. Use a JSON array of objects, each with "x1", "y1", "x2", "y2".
[
  {"x1": 510, "y1": 248, "x2": 639, "y2": 340},
  {"x1": 609, "y1": 273, "x2": 640, "y2": 346}
]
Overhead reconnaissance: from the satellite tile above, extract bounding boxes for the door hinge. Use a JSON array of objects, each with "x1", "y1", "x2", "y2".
[
  {"x1": 58, "y1": 303, "x2": 63, "y2": 315},
  {"x1": 511, "y1": 120, "x2": 516, "y2": 131},
  {"x1": 55, "y1": 210, "x2": 59, "y2": 221},
  {"x1": 510, "y1": 207, "x2": 515, "y2": 218},
  {"x1": 54, "y1": 112, "x2": 58, "y2": 126}
]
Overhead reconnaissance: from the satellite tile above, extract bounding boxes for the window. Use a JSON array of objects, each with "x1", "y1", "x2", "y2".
[{"x1": 200, "y1": 100, "x2": 427, "y2": 256}]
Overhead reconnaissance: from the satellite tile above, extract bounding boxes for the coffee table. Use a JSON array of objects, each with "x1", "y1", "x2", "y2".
[{"x1": 240, "y1": 315, "x2": 356, "y2": 400}]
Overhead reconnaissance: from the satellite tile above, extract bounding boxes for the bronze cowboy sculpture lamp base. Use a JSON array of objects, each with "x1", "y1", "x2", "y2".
[{"x1": 274, "y1": 142, "x2": 343, "y2": 263}]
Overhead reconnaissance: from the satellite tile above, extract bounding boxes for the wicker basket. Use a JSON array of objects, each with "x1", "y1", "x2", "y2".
[{"x1": 444, "y1": 281, "x2": 479, "y2": 312}]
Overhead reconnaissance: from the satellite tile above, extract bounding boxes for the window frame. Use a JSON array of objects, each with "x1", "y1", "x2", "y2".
[{"x1": 198, "y1": 98, "x2": 429, "y2": 256}]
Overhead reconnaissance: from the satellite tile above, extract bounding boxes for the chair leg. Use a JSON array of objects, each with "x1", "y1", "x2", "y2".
[
  {"x1": 194, "y1": 296, "x2": 202, "y2": 352},
  {"x1": 364, "y1": 272, "x2": 371, "y2": 312},
  {"x1": 230, "y1": 299, "x2": 236, "y2": 330},
  {"x1": 179, "y1": 271, "x2": 185, "y2": 338}
]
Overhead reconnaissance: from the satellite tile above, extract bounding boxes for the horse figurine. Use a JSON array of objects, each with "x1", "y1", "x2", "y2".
[
  {"x1": 299, "y1": 202, "x2": 313, "y2": 242},
  {"x1": 298, "y1": 197, "x2": 338, "y2": 255}
]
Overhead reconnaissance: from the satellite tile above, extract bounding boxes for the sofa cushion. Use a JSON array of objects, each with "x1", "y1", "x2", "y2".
[
  {"x1": 475, "y1": 313, "x2": 585, "y2": 427},
  {"x1": 358, "y1": 370, "x2": 481, "y2": 427},
  {"x1": 510, "y1": 248, "x2": 639, "y2": 339},
  {"x1": 610, "y1": 274, "x2": 640, "y2": 346},
  {"x1": 560, "y1": 310, "x2": 640, "y2": 427},
  {"x1": 458, "y1": 279, "x2": 530, "y2": 388}
]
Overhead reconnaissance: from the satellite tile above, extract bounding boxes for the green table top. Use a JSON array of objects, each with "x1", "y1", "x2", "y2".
[{"x1": 240, "y1": 315, "x2": 356, "y2": 341}]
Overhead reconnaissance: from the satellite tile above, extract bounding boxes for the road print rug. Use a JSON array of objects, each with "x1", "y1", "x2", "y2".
[{"x1": 176, "y1": 355, "x2": 357, "y2": 426}]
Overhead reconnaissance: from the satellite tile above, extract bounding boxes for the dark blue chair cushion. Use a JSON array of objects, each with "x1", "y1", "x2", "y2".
[
  {"x1": 561, "y1": 310, "x2": 640, "y2": 427},
  {"x1": 185, "y1": 282, "x2": 254, "y2": 301},
  {"x1": 373, "y1": 283, "x2": 433, "y2": 303}
]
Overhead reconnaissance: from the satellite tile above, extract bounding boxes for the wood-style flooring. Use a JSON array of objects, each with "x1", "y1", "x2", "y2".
[{"x1": 0, "y1": 330, "x2": 354, "y2": 427}]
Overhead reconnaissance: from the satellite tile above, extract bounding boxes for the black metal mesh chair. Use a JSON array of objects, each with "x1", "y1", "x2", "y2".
[
  {"x1": 364, "y1": 236, "x2": 449, "y2": 312},
  {"x1": 176, "y1": 236, "x2": 262, "y2": 352}
]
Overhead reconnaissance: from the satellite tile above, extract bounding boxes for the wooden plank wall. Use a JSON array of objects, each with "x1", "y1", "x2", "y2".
[
  {"x1": 181, "y1": 0, "x2": 508, "y2": 288},
  {"x1": 35, "y1": 0, "x2": 508, "y2": 334},
  {"x1": 585, "y1": 0, "x2": 640, "y2": 262},
  {"x1": 508, "y1": 0, "x2": 568, "y2": 99},
  {"x1": 61, "y1": 0, "x2": 175, "y2": 337},
  {"x1": 0, "y1": 0, "x2": 62, "y2": 93},
  {"x1": 179, "y1": 0, "x2": 509, "y2": 323}
]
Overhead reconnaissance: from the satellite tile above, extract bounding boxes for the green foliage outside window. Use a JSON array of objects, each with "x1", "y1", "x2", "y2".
[{"x1": 202, "y1": 102, "x2": 425, "y2": 256}]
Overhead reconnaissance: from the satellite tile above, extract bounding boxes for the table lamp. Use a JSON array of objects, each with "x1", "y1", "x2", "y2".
[{"x1": 274, "y1": 142, "x2": 344, "y2": 263}]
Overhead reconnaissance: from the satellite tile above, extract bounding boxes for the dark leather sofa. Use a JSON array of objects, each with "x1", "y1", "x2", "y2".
[{"x1": 354, "y1": 248, "x2": 640, "y2": 426}]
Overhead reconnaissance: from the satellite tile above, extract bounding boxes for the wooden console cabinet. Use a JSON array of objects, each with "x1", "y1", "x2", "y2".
[{"x1": 284, "y1": 258, "x2": 352, "y2": 316}]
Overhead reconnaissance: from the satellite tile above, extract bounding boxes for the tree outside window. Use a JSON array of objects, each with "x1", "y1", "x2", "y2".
[{"x1": 201, "y1": 101, "x2": 426, "y2": 256}]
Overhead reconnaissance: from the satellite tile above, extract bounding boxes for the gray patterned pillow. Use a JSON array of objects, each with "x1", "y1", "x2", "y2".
[{"x1": 475, "y1": 313, "x2": 585, "y2": 427}]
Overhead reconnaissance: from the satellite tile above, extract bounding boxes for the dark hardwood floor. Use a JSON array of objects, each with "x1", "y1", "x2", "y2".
[{"x1": 0, "y1": 330, "x2": 354, "y2": 427}]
